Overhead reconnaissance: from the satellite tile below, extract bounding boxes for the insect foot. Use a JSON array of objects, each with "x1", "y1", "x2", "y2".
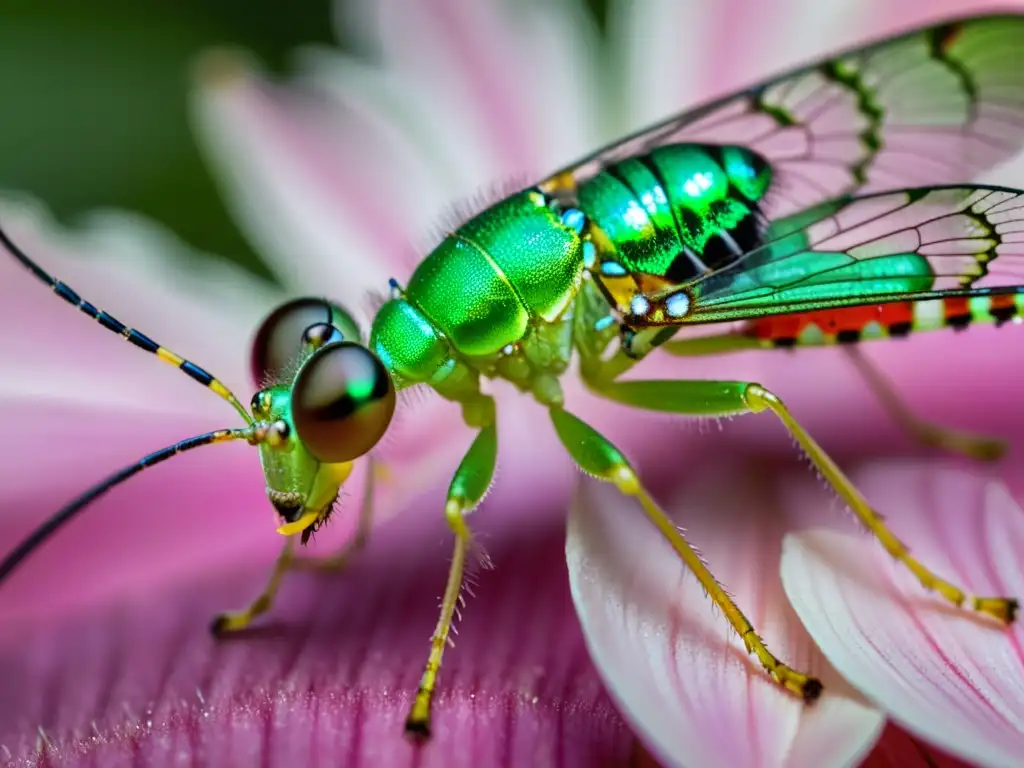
[{"x1": 974, "y1": 596, "x2": 1019, "y2": 624}]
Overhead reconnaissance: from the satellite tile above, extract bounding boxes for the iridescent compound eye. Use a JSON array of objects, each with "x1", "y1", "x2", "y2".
[
  {"x1": 291, "y1": 341, "x2": 396, "y2": 464},
  {"x1": 250, "y1": 297, "x2": 362, "y2": 385}
]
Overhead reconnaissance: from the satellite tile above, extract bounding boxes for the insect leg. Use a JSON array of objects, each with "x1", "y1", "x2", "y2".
[
  {"x1": 843, "y1": 346, "x2": 1006, "y2": 461},
  {"x1": 210, "y1": 537, "x2": 296, "y2": 635},
  {"x1": 549, "y1": 406, "x2": 822, "y2": 701},
  {"x1": 588, "y1": 377, "x2": 1018, "y2": 624},
  {"x1": 291, "y1": 459, "x2": 382, "y2": 573},
  {"x1": 660, "y1": 332, "x2": 762, "y2": 357},
  {"x1": 405, "y1": 415, "x2": 498, "y2": 740},
  {"x1": 661, "y1": 332, "x2": 1006, "y2": 462},
  {"x1": 210, "y1": 460, "x2": 381, "y2": 636}
]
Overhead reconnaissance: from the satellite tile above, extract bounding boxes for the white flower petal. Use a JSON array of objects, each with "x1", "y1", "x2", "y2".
[
  {"x1": 289, "y1": 49, "x2": 459, "y2": 246},
  {"x1": 338, "y1": 0, "x2": 545, "y2": 178},
  {"x1": 498, "y1": 0, "x2": 606, "y2": 171},
  {"x1": 782, "y1": 461, "x2": 1024, "y2": 768},
  {"x1": 327, "y1": 0, "x2": 607, "y2": 202},
  {"x1": 567, "y1": 464, "x2": 884, "y2": 767},
  {"x1": 607, "y1": 0, "x2": 717, "y2": 134},
  {"x1": 192, "y1": 55, "x2": 412, "y2": 325}
]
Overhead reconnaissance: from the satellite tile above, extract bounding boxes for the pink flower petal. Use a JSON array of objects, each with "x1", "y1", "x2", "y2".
[
  {"x1": 196, "y1": 0, "x2": 604, "y2": 305},
  {"x1": 608, "y1": 0, "x2": 861, "y2": 133},
  {"x1": 0, "y1": 398, "x2": 468, "y2": 628},
  {"x1": 280, "y1": 51, "x2": 465, "y2": 244},
  {"x1": 0, "y1": 199, "x2": 278, "y2": 509},
  {"x1": 0, "y1": 199, "x2": 273, "y2": 406},
  {"x1": 781, "y1": 461, "x2": 1024, "y2": 768},
  {"x1": 192, "y1": 57, "x2": 414, "y2": 326},
  {"x1": 669, "y1": 329, "x2": 1024, "y2": 466},
  {"x1": 566, "y1": 463, "x2": 885, "y2": 767},
  {"x1": 339, "y1": 0, "x2": 542, "y2": 178},
  {"x1": 1, "y1": 494, "x2": 638, "y2": 766},
  {"x1": 606, "y1": 0, "x2": 721, "y2": 135},
  {"x1": 0, "y1": 427, "x2": 272, "y2": 624},
  {"x1": 488, "y1": 0, "x2": 604, "y2": 171},
  {"x1": 873, "y1": 0, "x2": 1024, "y2": 33},
  {"x1": 864, "y1": 723, "x2": 978, "y2": 767},
  {"x1": 288, "y1": 48, "x2": 502, "y2": 229}
]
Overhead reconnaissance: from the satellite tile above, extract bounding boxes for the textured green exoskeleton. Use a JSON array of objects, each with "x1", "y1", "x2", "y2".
[
  {"x1": 578, "y1": 144, "x2": 771, "y2": 280},
  {"x1": 371, "y1": 187, "x2": 584, "y2": 409},
  {"x1": 369, "y1": 146, "x2": 771, "y2": 403}
]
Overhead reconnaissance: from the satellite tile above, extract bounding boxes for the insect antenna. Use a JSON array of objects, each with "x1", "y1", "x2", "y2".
[
  {"x1": 0, "y1": 426, "x2": 258, "y2": 586},
  {"x1": 0, "y1": 223, "x2": 253, "y2": 425}
]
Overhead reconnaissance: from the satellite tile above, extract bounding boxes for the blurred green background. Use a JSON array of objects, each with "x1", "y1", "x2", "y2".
[{"x1": 0, "y1": 1, "x2": 606, "y2": 278}]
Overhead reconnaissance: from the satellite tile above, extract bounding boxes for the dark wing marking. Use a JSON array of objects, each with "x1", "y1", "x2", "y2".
[
  {"x1": 545, "y1": 14, "x2": 1024, "y2": 220},
  {"x1": 624, "y1": 186, "x2": 1024, "y2": 325}
]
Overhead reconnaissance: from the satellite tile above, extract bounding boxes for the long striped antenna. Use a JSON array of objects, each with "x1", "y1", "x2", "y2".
[
  {"x1": 0, "y1": 223, "x2": 253, "y2": 426},
  {"x1": 0, "y1": 427, "x2": 256, "y2": 585}
]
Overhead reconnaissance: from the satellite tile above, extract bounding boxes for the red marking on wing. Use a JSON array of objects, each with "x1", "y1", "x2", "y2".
[
  {"x1": 745, "y1": 303, "x2": 915, "y2": 340},
  {"x1": 990, "y1": 293, "x2": 1016, "y2": 313},
  {"x1": 943, "y1": 296, "x2": 971, "y2": 322}
]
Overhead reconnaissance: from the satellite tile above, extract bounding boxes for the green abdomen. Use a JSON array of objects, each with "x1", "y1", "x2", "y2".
[
  {"x1": 577, "y1": 144, "x2": 772, "y2": 281},
  {"x1": 369, "y1": 188, "x2": 583, "y2": 384}
]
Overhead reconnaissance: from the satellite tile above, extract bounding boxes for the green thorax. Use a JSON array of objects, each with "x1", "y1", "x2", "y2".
[
  {"x1": 577, "y1": 144, "x2": 771, "y2": 281},
  {"x1": 369, "y1": 187, "x2": 583, "y2": 402}
]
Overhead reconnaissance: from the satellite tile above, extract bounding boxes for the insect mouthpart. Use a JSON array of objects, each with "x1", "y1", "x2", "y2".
[
  {"x1": 268, "y1": 490, "x2": 324, "y2": 538},
  {"x1": 268, "y1": 490, "x2": 305, "y2": 523}
]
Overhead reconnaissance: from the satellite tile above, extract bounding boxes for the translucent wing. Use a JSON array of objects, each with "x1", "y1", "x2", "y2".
[
  {"x1": 544, "y1": 14, "x2": 1024, "y2": 220},
  {"x1": 622, "y1": 186, "x2": 1024, "y2": 326}
]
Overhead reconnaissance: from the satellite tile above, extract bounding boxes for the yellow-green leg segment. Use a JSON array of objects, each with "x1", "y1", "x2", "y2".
[
  {"x1": 211, "y1": 459, "x2": 381, "y2": 635},
  {"x1": 291, "y1": 459, "x2": 381, "y2": 573},
  {"x1": 550, "y1": 406, "x2": 822, "y2": 702},
  {"x1": 211, "y1": 537, "x2": 297, "y2": 635},
  {"x1": 842, "y1": 346, "x2": 1006, "y2": 461},
  {"x1": 590, "y1": 377, "x2": 1018, "y2": 626},
  {"x1": 661, "y1": 331, "x2": 1006, "y2": 462},
  {"x1": 405, "y1": 417, "x2": 498, "y2": 740}
]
